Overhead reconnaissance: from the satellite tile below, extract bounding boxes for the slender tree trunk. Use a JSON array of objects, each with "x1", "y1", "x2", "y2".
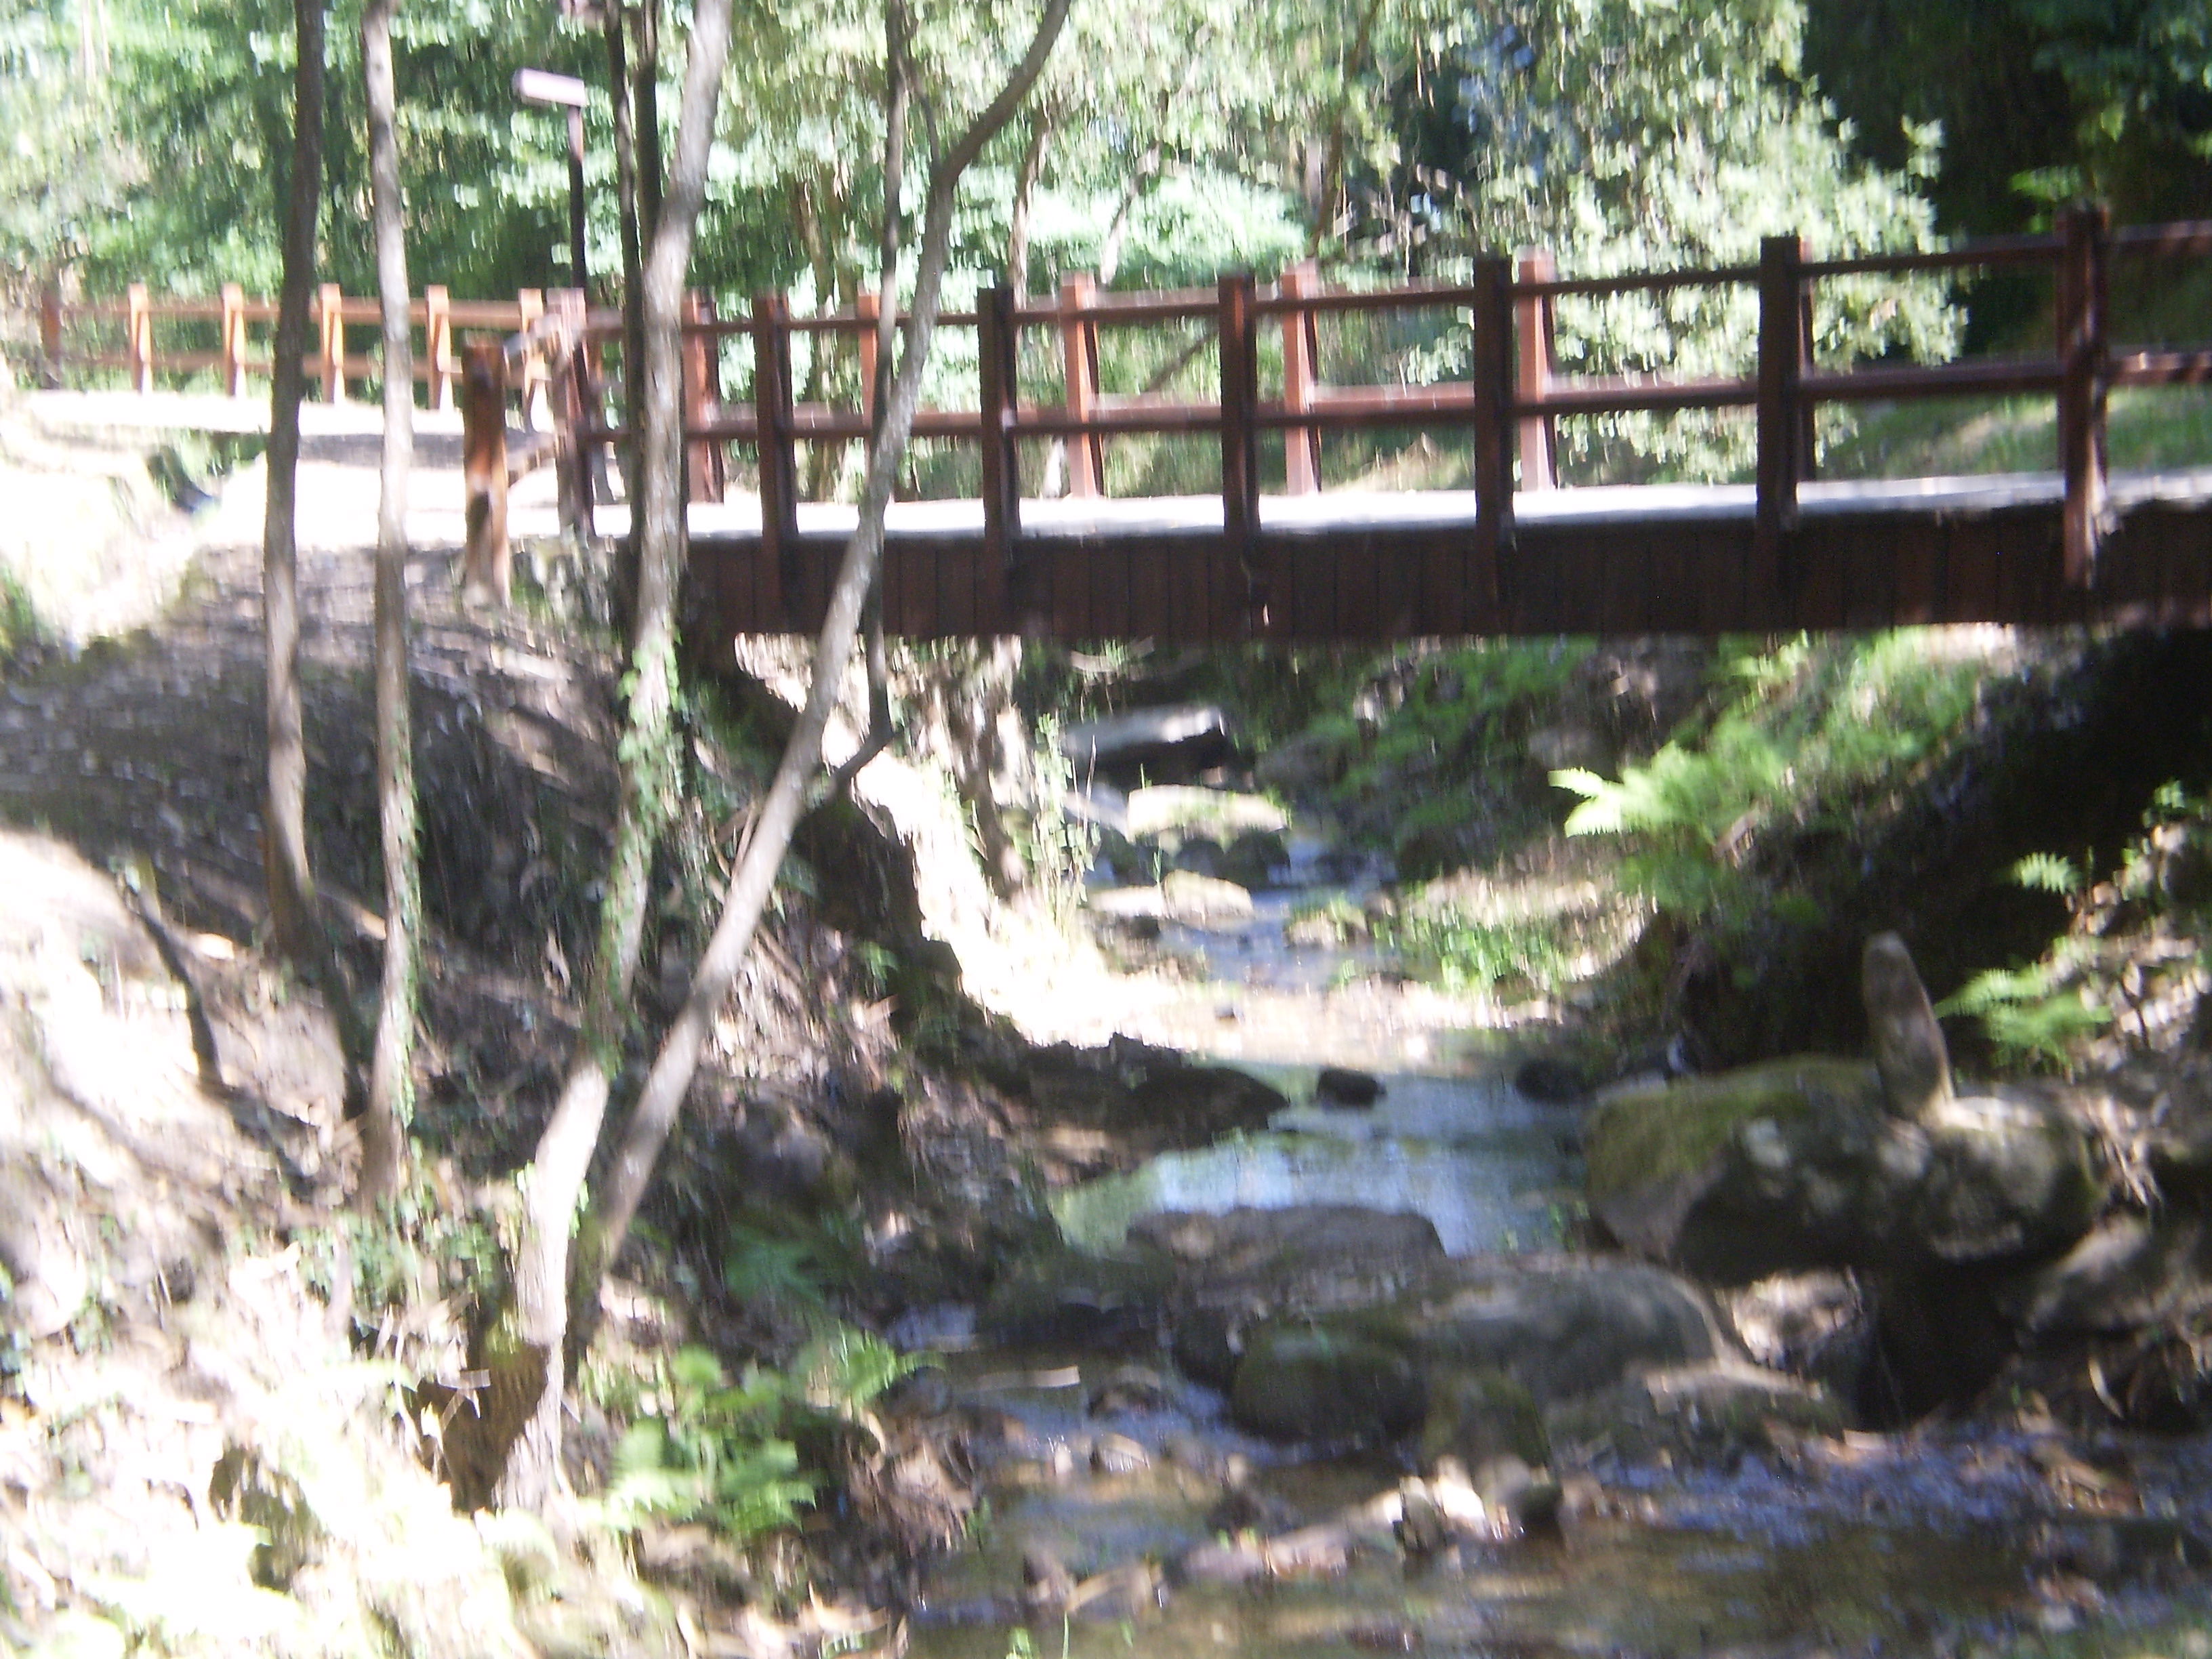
[
  {"x1": 1006, "y1": 111, "x2": 1048, "y2": 300},
  {"x1": 636, "y1": 0, "x2": 662, "y2": 243},
  {"x1": 494, "y1": 0, "x2": 735, "y2": 1513},
  {"x1": 592, "y1": 0, "x2": 1071, "y2": 1270},
  {"x1": 359, "y1": 0, "x2": 415, "y2": 1206},
  {"x1": 607, "y1": 1, "x2": 649, "y2": 616},
  {"x1": 1313, "y1": 0, "x2": 1386, "y2": 257},
  {"x1": 264, "y1": 0, "x2": 326, "y2": 964}
]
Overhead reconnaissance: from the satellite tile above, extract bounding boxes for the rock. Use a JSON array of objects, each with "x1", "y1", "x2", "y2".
[
  {"x1": 980, "y1": 1248, "x2": 1173, "y2": 1345},
  {"x1": 1862, "y1": 933, "x2": 1952, "y2": 1118},
  {"x1": 1397, "y1": 1259, "x2": 1730, "y2": 1404},
  {"x1": 1586, "y1": 1059, "x2": 2102, "y2": 1284},
  {"x1": 1062, "y1": 707, "x2": 1239, "y2": 781},
  {"x1": 1206, "y1": 1484, "x2": 1300, "y2": 1538},
  {"x1": 1021, "y1": 1546, "x2": 1077, "y2": 1612},
  {"x1": 1420, "y1": 1367, "x2": 1551, "y2": 1473},
  {"x1": 1124, "y1": 785, "x2": 1287, "y2": 842},
  {"x1": 1315, "y1": 1066, "x2": 1385, "y2": 1107},
  {"x1": 1168, "y1": 835, "x2": 1225, "y2": 878},
  {"x1": 2002, "y1": 1212, "x2": 2212, "y2": 1338},
  {"x1": 1218, "y1": 829, "x2": 1289, "y2": 890},
  {"x1": 1087, "y1": 872, "x2": 1256, "y2": 927},
  {"x1": 1087, "y1": 1364, "x2": 1176, "y2": 1416},
  {"x1": 1514, "y1": 1055, "x2": 1592, "y2": 1105},
  {"x1": 1254, "y1": 726, "x2": 1359, "y2": 794},
  {"x1": 1089, "y1": 1433, "x2": 1151, "y2": 1475},
  {"x1": 1545, "y1": 1357, "x2": 1845, "y2": 1467},
  {"x1": 1131, "y1": 1204, "x2": 1444, "y2": 1290},
  {"x1": 1229, "y1": 1323, "x2": 1427, "y2": 1445},
  {"x1": 1720, "y1": 1271, "x2": 1872, "y2": 1400}
]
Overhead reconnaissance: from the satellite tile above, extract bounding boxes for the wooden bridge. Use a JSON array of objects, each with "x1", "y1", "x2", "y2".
[{"x1": 35, "y1": 206, "x2": 2212, "y2": 639}]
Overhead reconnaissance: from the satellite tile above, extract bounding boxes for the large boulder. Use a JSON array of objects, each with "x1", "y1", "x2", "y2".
[
  {"x1": 1223, "y1": 1256, "x2": 1731, "y2": 1444},
  {"x1": 1586, "y1": 1060, "x2": 2103, "y2": 1284},
  {"x1": 1228, "y1": 1322, "x2": 1427, "y2": 1445}
]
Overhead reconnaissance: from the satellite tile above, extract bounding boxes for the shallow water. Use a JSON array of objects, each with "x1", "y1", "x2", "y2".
[{"x1": 1052, "y1": 1069, "x2": 1581, "y2": 1257}]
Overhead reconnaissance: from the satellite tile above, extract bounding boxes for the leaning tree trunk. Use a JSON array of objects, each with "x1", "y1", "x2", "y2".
[
  {"x1": 358, "y1": 0, "x2": 417, "y2": 1206},
  {"x1": 264, "y1": 0, "x2": 326, "y2": 964},
  {"x1": 493, "y1": 0, "x2": 735, "y2": 1513},
  {"x1": 591, "y1": 0, "x2": 1072, "y2": 1272}
]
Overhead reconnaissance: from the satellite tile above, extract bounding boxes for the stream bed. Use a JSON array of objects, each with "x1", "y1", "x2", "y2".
[{"x1": 892, "y1": 844, "x2": 2212, "y2": 1657}]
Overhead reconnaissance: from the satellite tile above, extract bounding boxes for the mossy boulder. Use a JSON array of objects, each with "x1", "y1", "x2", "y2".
[
  {"x1": 1229, "y1": 1322, "x2": 1427, "y2": 1446},
  {"x1": 1545, "y1": 1359, "x2": 1846, "y2": 1467},
  {"x1": 1587, "y1": 1059, "x2": 2103, "y2": 1284}
]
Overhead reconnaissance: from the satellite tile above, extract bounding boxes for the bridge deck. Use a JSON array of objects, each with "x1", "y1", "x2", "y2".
[{"x1": 667, "y1": 469, "x2": 2212, "y2": 640}]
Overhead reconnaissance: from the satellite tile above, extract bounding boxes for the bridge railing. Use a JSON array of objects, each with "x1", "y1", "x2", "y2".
[
  {"x1": 35, "y1": 281, "x2": 563, "y2": 413},
  {"x1": 531, "y1": 205, "x2": 2207, "y2": 607}
]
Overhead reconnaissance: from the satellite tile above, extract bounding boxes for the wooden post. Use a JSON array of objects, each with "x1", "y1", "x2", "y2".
[
  {"x1": 682, "y1": 289, "x2": 726, "y2": 502},
  {"x1": 1513, "y1": 249, "x2": 1557, "y2": 490},
  {"x1": 40, "y1": 282, "x2": 63, "y2": 388},
  {"x1": 318, "y1": 281, "x2": 346, "y2": 401},
  {"x1": 977, "y1": 283, "x2": 1023, "y2": 589},
  {"x1": 516, "y1": 290, "x2": 546, "y2": 428},
  {"x1": 751, "y1": 291, "x2": 800, "y2": 619},
  {"x1": 1218, "y1": 273, "x2": 1263, "y2": 619},
  {"x1": 1756, "y1": 234, "x2": 1807, "y2": 572},
  {"x1": 550, "y1": 289, "x2": 594, "y2": 538},
  {"x1": 424, "y1": 286, "x2": 453, "y2": 410},
  {"x1": 459, "y1": 340, "x2": 511, "y2": 605},
  {"x1": 855, "y1": 289, "x2": 880, "y2": 424},
  {"x1": 126, "y1": 283, "x2": 152, "y2": 393},
  {"x1": 220, "y1": 283, "x2": 246, "y2": 398},
  {"x1": 1469, "y1": 253, "x2": 1514, "y2": 623},
  {"x1": 1059, "y1": 272, "x2": 1103, "y2": 497},
  {"x1": 2057, "y1": 200, "x2": 2110, "y2": 589},
  {"x1": 1280, "y1": 261, "x2": 1322, "y2": 495}
]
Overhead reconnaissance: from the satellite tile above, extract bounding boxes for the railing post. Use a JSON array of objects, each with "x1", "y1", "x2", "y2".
[
  {"x1": 126, "y1": 282, "x2": 152, "y2": 394},
  {"x1": 1059, "y1": 272, "x2": 1103, "y2": 497},
  {"x1": 682, "y1": 289, "x2": 726, "y2": 503},
  {"x1": 220, "y1": 283, "x2": 246, "y2": 398},
  {"x1": 1470, "y1": 253, "x2": 1514, "y2": 621},
  {"x1": 40, "y1": 282, "x2": 63, "y2": 388},
  {"x1": 318, "y1": 281, "x2": 346, "y2": 401},
  {"x1": 752, "y1": 291, "x2": 800, "y2": 617},
  {"x1": 550, "y1": 289, "x2": 594, "y2": 538},
  {"x1": 2057, "y1": 200, "x2": 2110, "y2": 589},
  {"x1": 516, "y1": 290, "x2": 546, "y2": 428},
  {"x1": 1513, "y1": 248, "x2": 1557, "y2": 490},
  {"x1": 1756, "y1": 234, "x2": 1807, "y2": 569},
  {"x1": 855, "y1": 289, "x2": 881, "y2": 424},
  {"x1": 460, "y1": 340, "x2": 510, "y2": 605},
  {"x1": 1281, "y1": 261, "x2": 1322, "y2": 495},
  {"x1": 425, "y1": 286, "x2": 453, "y2": 410},
  {"x1": 977, "y1": 282, "x2": 1023, "y2": 585},
  {"x1": 1219, "y1": 272, "x2": 1263, "y2": 617}
]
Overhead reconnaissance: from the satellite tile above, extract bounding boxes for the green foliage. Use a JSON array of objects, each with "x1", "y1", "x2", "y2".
[
  {"x1": 2011, "y1": 851, "x2": 2087, "y2": 896},
  {"x1": 596, "y1": 1326, "x2": 919, "y2": 1541},
  {"x1": 1936, "y1": 961, "x2": 2111, "y2": 1068},
  {"x1": 0, "y1": 565, "x2": 42, "y2": 660},
  {"x1": 1379, "y1": 911, "x2": 1575, "y2": 998},
  {"x1": 599, "y1": 1347, "x2": 815, "y2": 1538},
  {"x1": 1553, "y1": 630, "x2": 1992, "y2": 936}
]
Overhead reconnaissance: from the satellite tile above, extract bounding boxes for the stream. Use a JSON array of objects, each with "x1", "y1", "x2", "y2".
[{"x1": 892, "y1": 817, "x2": 2212, "y2": 1658}]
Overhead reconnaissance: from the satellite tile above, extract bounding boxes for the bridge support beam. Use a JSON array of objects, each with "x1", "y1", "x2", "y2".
[
  {"x1": 978, "y1": 282, "x2": 1023, "y2": 609},
  {"x1": 752, "y1": 291, "x2": 799, "y2": 621},
  {"x1": 1514, "y1": 248, "x2": 1557, "y2": 491}
]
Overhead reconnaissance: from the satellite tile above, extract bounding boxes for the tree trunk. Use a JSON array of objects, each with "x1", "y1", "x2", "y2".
[
  {"x1": 493, "y1": 0, "x2": 735, "y2": 1513},
  {"x1": 607, "y1": 0, "x2": 648, "y2": 615},
  {"x1": 592, "y1": 0, "x2": 1071, "y2": 1272},
  {"x1": 1006, "y1": 111, "x2": 1048, "y2": 300},
  {"x1": 358, "y1": 0, "x2": 415, "y2": 1206},
  {"x1": 264, "y1": 0, "x2": 326, "y2": 964}
]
